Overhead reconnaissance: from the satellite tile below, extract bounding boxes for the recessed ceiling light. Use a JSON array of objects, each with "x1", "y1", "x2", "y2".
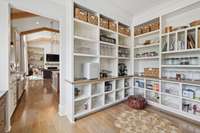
[{"x1": 36, "y1": 21, "x2": 40, "y2": 25}]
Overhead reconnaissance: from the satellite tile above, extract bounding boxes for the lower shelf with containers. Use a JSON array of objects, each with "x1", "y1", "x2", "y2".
[
  {"x1": 73, "y1": 77, "x2": 134, "y2": 119},
  {"x1": 133, "y1": 76, "x2": 200, "y2": 122},
  {"x1": 72, "y1": 75, "x2": 200, "y2": 121}
]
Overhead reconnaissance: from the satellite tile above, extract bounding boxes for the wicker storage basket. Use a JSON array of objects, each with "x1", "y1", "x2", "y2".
[
  {"x1": 144, "y1": 68, "x2": 159, "y2": 78},
  {"x1": 74, "y1": 7, "x2": 87, "y2": 22},
  {"x1": 134, "y1": 28, "x2": 142, "y2": 36},
  {"x1": 190, "y1": 20, "x2": 200, "y2": 27},
  {"x1": 124, "y1": 28, "x2": 131, "y2": 36},
  {"x1": 150, "y1": 22, "x2": 160, "y2": 31},
  {"x1": 108, "y1": 21, "x2": 117, "y2": 31},
  {"x1": 118, "y1": 25, "x2": 125, "y2": 34},
  {"x1": 100, "y1": 17, "x2": 109, "y2": 29},
  {"x1": 88, "y1": 13, "x2": 98, "y2": 25},
  {"x1": 142, "y1": 25, "x2": 150, "y2": 33}
]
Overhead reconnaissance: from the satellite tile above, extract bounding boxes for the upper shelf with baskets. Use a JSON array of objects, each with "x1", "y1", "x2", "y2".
[
  {"x1": 74, "y1": 4, "x2": 131, "y2": 37},
  {"x1": 134, "y1": 17, "x2": 160, "y2": 38}
]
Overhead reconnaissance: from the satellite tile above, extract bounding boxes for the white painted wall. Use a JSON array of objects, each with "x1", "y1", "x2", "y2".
[
  {"x1": 0, "y1": 0, "x2": 70, "y2": 131},
  {"x1": 0, "y1": 0, "x2": 10, "y2": 92},
  {"x1": 161, "y1": 2, "x2": 200, "y2": 30},
  {"x1": 59, "y1": 0, "x2": 74, "y2": 122},
  {"x1": 28, "y1": 42, "x2": 59, "y2": 55},
  {"x1": 12, "y1": 16, "x2": 59, "y2": 32},
  {"x1": 133, "y1": 0, "x2": 200, "y2": 26}
]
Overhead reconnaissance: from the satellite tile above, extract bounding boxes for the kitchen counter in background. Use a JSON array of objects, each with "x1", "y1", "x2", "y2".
[{"x1": 8, "y1": 72, "x2": 26, "y2": 124}]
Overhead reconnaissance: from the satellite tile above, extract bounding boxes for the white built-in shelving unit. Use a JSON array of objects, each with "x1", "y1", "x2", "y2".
[
  {"x1": 133, "y1": 2, "x2": 200, "y2": 122},
  {"x1": 70, "y1": 2, "x2": 200, "y2": 122},
  {"x1": 72, "y1": 3, "x2": 133, "y2": 120}
]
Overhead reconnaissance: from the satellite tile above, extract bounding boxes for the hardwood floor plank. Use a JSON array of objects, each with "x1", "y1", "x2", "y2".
[{"x1": 10, "y1": 80, "x2": 200, "y2": 133}]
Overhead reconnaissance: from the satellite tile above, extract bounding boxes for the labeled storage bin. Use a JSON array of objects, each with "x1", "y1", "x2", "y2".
[
  {"x1": 108, "y1": 21, "x2": 117, "y2": 31},
  {"x1": 88, "y1": 12, "x2": 98, "y2": 25},
  {"x1": 144, "y1": 68, "x2": 159, "y2": 78},
  {"x1": 75, "y1": 7, "x2": 88, "y2": 22},
  {"x1": 100, "y1": 17, "x2": 109, "y2": 29}
]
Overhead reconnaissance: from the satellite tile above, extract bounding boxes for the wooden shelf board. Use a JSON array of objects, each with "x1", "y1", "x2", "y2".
[
  {"x1": 100, "y1": 27, "x2": 117, "y2": 34},
  {"x1": 74, "y1": 18, "x2": 98, "y2": 28},
  {"x1": 100, "y1": 41, "x2": 116, "y2": 46},
  {"x1": 161, "y1": 25, "x2": 200, "y2": 36},
  {"x1": 100, "y1": 56, "x2": 116, "y2": 59},
  {"x1": 74, "y1": 95, "x2": 90, "y2": 102},
  {"x1": 182, "y1": 97, "x2": 200, "y2": 103},
  {"x1": 134, "y1": 56, "x2": 159, "y2": 60},
  {"x1": 162, "y1": 49, "x2": 200, "y2": 54},
  {"x1": 134, "y1": 43, "x2": 159, "y2": 49},
  {"x1": 134, "y1": 30, "x2": 160, "y2": 38},
  {"x1": 118, "y1": 33, "x2": 130, "y2": 38},
  {"x1": 118, "y1": 45, "x2": 131, "y2": 48},
  {"x1": 118, "y1": 57, "x2": 131, "y2": 60},
  {"x1": 161, "y1": 92, "x2": 180, "y2": 98},
  {"x1": 74, "y1": 53, "x2": 98, "y2": 57},
  {"x1": 74, "y1": 35, "x2": 98, "y2": 43},
  {"x1": 162, "y1": 65, "x2": 200, "y2": 68}
]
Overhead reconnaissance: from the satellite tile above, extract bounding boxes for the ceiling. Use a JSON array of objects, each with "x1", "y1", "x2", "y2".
[
  {"x1": 50, "y1": 0, "x2": 173, "y2": 17},
  {"x1": 108, "y1": 0, "x2": 173, "y2": 16}
]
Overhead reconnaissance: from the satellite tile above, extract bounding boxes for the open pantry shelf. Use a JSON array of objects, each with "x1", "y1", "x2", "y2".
[
  {"x1": 74, "y1": 18, "x2": 98, "y2": 28},
  {"x1": 162, "y1": 65, "x2": 200, "y2": 68},
  {"x1": 100, "y1": 41, "x2": 116, "y2": 46},
  {"x1": 162, "y1": 49, "x2": 200, "y2": 54},
  {"x1": 74, "y1": 84, "x2": 90, "y2": 101},
  {"x1": 134, "y1": 30, "x2": 160, "y2": 38},
  {"x1": 74, "y1": 98, "x2": 90, "y2": 117},
  {"x1": 105, "y1": 92, "x2": 115, "y2": 105},
  {"x1": 71, "y1": 2, "x2": 200, "y2": 122},
  {"x1": 91, "y1": 95, "x2": 104, "y2": 109},
  {"x1": 116, "y1": 90, "x2": 124, "y2": 101},
  {"x1": 134, "y1": 43, "x2": 160, "y2": 49},
  {"x1": 134, "y1": 56, "x2": 159, "y2": 60}
]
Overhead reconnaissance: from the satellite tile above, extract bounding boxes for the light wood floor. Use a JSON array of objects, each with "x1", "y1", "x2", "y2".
[{"x1": 10, "y1": 80, "x2": 200, "y2": 133}]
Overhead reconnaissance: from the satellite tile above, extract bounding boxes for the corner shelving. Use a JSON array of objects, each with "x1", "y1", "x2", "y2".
[
  {"x1": 134, "y1": 30, "x2": 160, "y2": 39},
  {"x1": 71, "y1": 2, "x2": 200, "y2": 123},
  {"x1": 133, "y1": 18, "x2": 160, "y2": 78},
  {"x1": 116, "y1": 90, "x2": 124, "y2": 101},
  {"x1": 134, "y1": 42, "x2": 159, "y2": 49}
]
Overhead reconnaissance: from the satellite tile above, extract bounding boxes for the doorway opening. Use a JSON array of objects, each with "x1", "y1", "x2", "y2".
[{"x1": 9, "y1": 7, "x2": 61, "y2": 129}]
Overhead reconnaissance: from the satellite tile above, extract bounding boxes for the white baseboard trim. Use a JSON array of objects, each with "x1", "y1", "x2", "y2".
[
  {"x1": 58, "y1": 104, "x2": 75, "y2": 123},
  {"x1": 58, "y1": 104, "x2": 67, "y2": 116},
  {"x1": 5, "y1": 124, "x2": 11, "y2": 133}
]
